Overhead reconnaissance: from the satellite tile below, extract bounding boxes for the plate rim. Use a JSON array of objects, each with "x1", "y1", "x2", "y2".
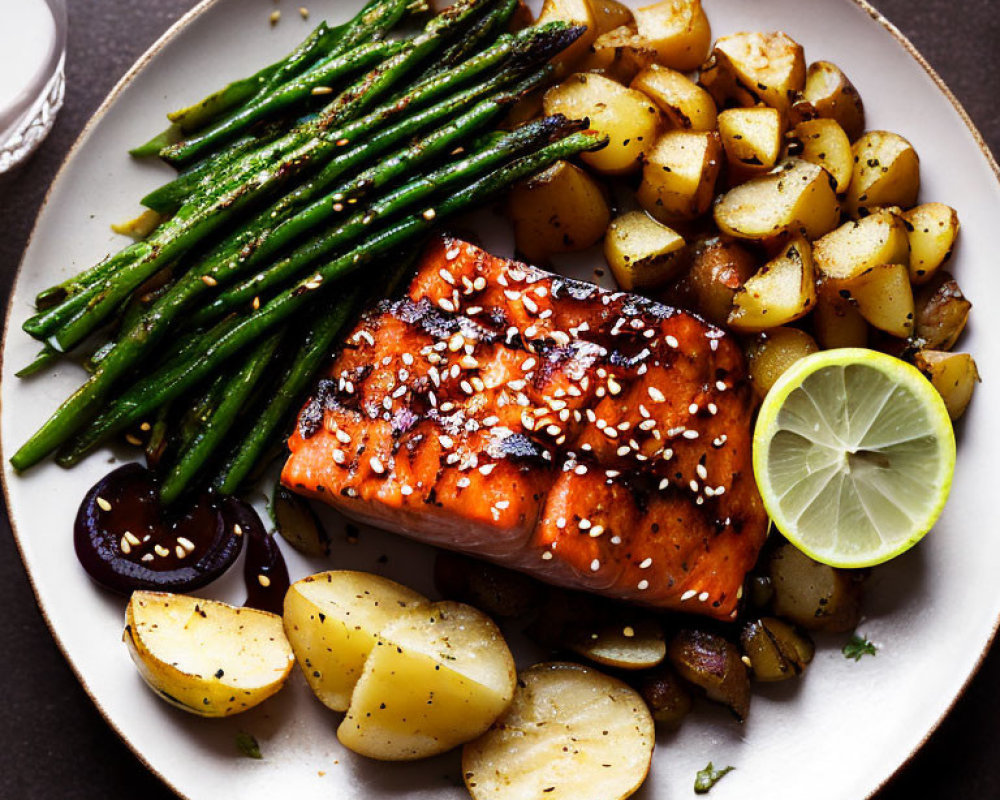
[{"x1": 1, "y1": 1, "x2": 997, "y2": 798}]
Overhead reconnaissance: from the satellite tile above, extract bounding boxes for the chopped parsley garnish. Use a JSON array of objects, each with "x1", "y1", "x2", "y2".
[
  {"x1": 235, "y1": 731, "x2": 262, "y2": 759},
  {"x1": 843, "y1": 633, "x2": 877, "y2": 661},
  {"x1": 694, "y1": 762, "x2": 734, "y2": 794}
]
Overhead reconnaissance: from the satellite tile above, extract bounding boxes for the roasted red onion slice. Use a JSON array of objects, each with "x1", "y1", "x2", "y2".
[{"x1": 74, "y1": 463, "x2": 243, "y2": 594}]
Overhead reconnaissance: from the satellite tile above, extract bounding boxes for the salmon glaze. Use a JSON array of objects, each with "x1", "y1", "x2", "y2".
[{"x1": 283, "y1": 235, "x2": 768, "y2": 620}]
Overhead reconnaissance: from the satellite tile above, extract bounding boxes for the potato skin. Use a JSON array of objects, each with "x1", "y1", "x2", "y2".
[
  {"x1": 631, "y1": 64, "x2": 717, "y2": 132},
  {"x1": 338, "y1": 602, "x2": 516, "y2": 761},
  {"x1": 125, "y1": 591, "x2": 294, "y2": 718},
  {"x1": 543, "y1": 72, "x2": 662, "y2": 175},
  {"x1": 667, "y1": 629, "x2": 750, "y2": 721},
  {"x1": 767, "y1": 543, "x2": 863, "y2": 633},
  {"x1": 913, "y1": 272, "x2": 971, "y2": 350},
  {"x1": 746, "y1": 327, "x2": 819, "y2": 399},
  {"x1": 914, "y1": 350, "x2": 980, "y2": 420},
  {"x1": 638, "y1": 129, "x2": 722, "y2": 224},
  {"x1": 508, "y1": 160, "x2": 611, "y2": 265},
  {"x1": 604, "y1": 210, "x2": 688, "y2": 291},
  {"x1": 845, "y1": 131, "x2": 920, "y2": 218},
  {"x1": 666, "y1": 237, "x2": 756, "y2": 326},
  {"x1": 633, "y1": 0, "x2": 712, "y2": 72},
  {"x1": 801, "y1": 60, "x2": 865, "y2": 141},
  {"x1": 713, "y1": 158, "x2": 840, "y2": 244}
]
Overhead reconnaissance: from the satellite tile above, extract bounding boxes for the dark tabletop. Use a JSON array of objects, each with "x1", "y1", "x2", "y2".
[{"x1": 0, "y1": 1, "x2": 998, "y2": 798}]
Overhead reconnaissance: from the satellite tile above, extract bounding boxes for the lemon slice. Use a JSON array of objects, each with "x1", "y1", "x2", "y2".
[{"x1": 753, "y1": 348, "x2": 956, "y2": 568}]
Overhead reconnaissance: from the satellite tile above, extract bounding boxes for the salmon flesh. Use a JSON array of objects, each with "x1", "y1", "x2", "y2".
[{"x1": 283, "y1": 236, "x2": 768, "y2": 620}]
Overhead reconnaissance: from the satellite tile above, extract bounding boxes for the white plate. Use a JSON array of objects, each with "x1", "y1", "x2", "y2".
[{"x1": 3, "y1": 1, "x2": 998, "y2": 798}]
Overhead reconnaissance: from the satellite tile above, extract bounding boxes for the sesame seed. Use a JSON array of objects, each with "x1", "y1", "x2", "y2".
[
  {"x1": 698, "y1": 591, "x2": 710, "y2": 602},
  {"x1": 422, "y1": 208, "x2": 437, "y2": 221},
  {"x1": 299, "y1": 7, "x2": 309, "y2": 19},
  {"x1": 708, "y1": 403, "x2": 718, "y2": 415},
  {"x1": 120, "y1": 538, "x2": 131, "y2": 555},
  {"x1": 369, "y1": 456, "x2": 385, "y2": 474},
  {"x1": 125, "y1": 434, "x2": 142, "y2": 446},
  {"x1": 574, "y1": 464, "x2": 588, "y2": 475},
  {"x1": 589, "y1": 525, "x2": 605, "y2": 538},
  {"x1": 541, "y1": 551, "x2": 554, "y2": 560},
  {"x1": 616, "y1": 446, "x2": 630, "y2": 457},
  {"x1": 269, "y1": 9, "x2": 281, "y2": 25},
  {"x1": 311, "y1": 86, "x2": 333, "y2": 96},
  {"x1": 666, "y1": 335, "x2": 679, "y2": 348},
  {"x1": 579, "y1": 518, "x2": 592, "y2": 530},
  {"x1": 177, "y1": 537, "x2": 195, "y2": 553},
  {"x1": 689, "y1": 480, "x2": 699, "y2": 492},
  {"x1": 258, "y1": 574, "x2": 271, "y2": 588},
  {"x1": 607, "y1": 377, "x2": 622, "y2": 395},
  {"x1": 252, "y1": 296, "x2": 261, "y2": 310},
  {"x1": 438, "y1": 298, "x2": 455, "y2": 312},
  {"x1": 647, "y1": 386, "x2": 666, "y2": 403},
  {"x1": 637, "y1": 579, "x2": 649, "y2": 590},
  {"x1": 639, "y1": 558, "x2": 653, "y2": 569},
  {"x1": 522, "y1": 296, "x2": 539, "y2": 314},
  {"x1": 154, "y1": 544, "x2": 170, "y2": 558},
  {"x1": 332, "y1": 449, "x2": 346, "y2": 465},
  {"x1": 96, "y1": 497, "x2": 112, "y2": 512},
  {"x1": 460, "y1": 355, "x2": 479, "y2": 369},
  {"x1": 590, "y1": 559, "x2": 601, "y2": 572},
  {"x1": 556, "y1": 517, "x2": 566, "y2": 529},
  {"x1": 141, "y1": 554, "x2": 154, "y2": 563},
  {"x1": 715, "y1": 486, "x2": 726, "y2": 496},
  {"x1": 658, "y1": 478, "x2": 670, "y2": 490},
  {"x1": 716, "y1": 380, "x2": 728, "y2": 391},
  {"x1": 736, "y1": 585, "x2": 744, "y2": 599},
  {"x1": 683, "y1": 430, "x2": 700, "y2": 440},
  {"x1": 521, "y1": 357, "x2": 536, "y2": 371},
  {"x1": 175, "y1": 545, "x2": 187, "y2": 559},
  {"x1": 742, "y1": 655, "x2": 753, "y2": 668},
  {"x1": 688, "y1": 403, "x2": 699, "y2": 414},
  {"x1": 496, "y1": 500, "x2": 510, "y2": 509},
  {"x1": 696, "y1": 464, "x2": 708, "y2": 480},
  {"x1": 681, "y1": 590, "x2": 697, "y2": 601}
]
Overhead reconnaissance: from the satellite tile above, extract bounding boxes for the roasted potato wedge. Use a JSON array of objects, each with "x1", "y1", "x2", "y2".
[
  {"x1": 632, "y1": 0, "x2": 711, "y2": 71},
  {"x1": 834, "y1": 262, "x2": 914, "y2": 338},
  {"x1": 700, "y1": 31, "x2": 806, "y2": 116},
  {"x1": 718, "y1": 106, "x2": 784, "y2": 185},
  {"x1": 536, "y1": 0, "x2": 597, "y2": 68},
  {"x1": 913, "y1": 272, "x2": 971, "y2": 350},
  {"x1": 800, "y1": 60, "x2": 865, "y2": 141},
  {"x1": 812, "y1": 208, "x2": 910, "y2": 281},
  {"x1": 630, "y1": 64, "x2": 717, "y2": 132},
  {"x1": 124, "y1": 591, "x2": 294, "y2": 718},
  {"x1": 637, "y1": 665, "x2": 693, "y2": 726},
  {"x1": 728, "y1": 237, "x2": 816, "y2": 332},
  {"x1": 543, "y1": 73, "x2": 661, "y2": 174},
  {"x1": 740, "y1": 617, "x2": 814, "y2": 682},
  {"x1": 604, "y1": 210, "x2": 688, "y2": 290},
  {"x1": 767, "y1": 542, "x2": 863, "y2": 633},
  {"x1": 283, "y1": 570, "x2": 428, "y2": 711},
  {"x1": 339, "y1": 601, "x2": 516, "y2": 760},
  {"x1": 667, "y1": 629, "x2": 750, "y2": 721},
  {"x1": 902, "y1": 202, "x2": 959, "y2": 284},
  {"x1": 914, "y1": 350, "x2": 980, "y2": 420},
  {"x1": 577, "y1": 26, "x2": 658, "y2": 84},
  {"x1": 845, "y1": 131, "x2": 920, "y2": 218},
  {"x1": 666, "y1": 237, "x2": 756, "y2": 326},
  {"x1": 746, "y1": 326, "x2": 819, "y2": 398},
  {"x1": 463, "y1": 662, "x2": 655, "y2": 800},
  {"x1": 434, "y1": 551, "x2": 544, "y2": 619},
  {"x1": 713, "y1": 158, "x2": 840, "y2": 243},
  {"x1": 637, "y1": 129, "x2": 722, "y2": 224},
  {"x1": 590, "y1": 0, "x2": 635, "y2": 35},
  {"x1": 812, "y1": 289, "x2": 869, "y2": 349},
  {"x1": 787, "y1": 118, "x2": 853, "y2": 194},
  {"x1": 507, "y1": 159, "x2": 610, "y2": 264},
  {"x1": 565, "y1": 618, "x2": 666, "y2": 670}
]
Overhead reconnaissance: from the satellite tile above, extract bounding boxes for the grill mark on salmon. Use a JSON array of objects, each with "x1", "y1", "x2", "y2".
[{"x1": 283, "y1": 235, "x2": 768, "y2": 620}]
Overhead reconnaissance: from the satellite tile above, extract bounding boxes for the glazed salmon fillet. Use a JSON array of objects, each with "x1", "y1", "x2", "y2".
[{"x1": 283, "y1": 236, "x2": 768, "y2": 620}]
